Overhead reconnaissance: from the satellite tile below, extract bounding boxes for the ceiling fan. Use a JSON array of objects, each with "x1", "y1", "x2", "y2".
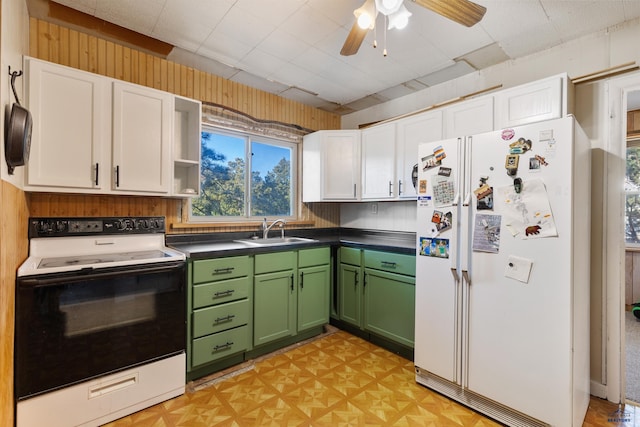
[{"x1": 341, "y1": 0, "x2": 487, "y2": 56}]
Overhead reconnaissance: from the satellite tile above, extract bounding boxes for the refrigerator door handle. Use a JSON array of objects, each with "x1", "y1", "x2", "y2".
[
  {"x1": 462, "y1": 270, "x2": 471, "y2": 285},
  {"x1": 450, "y1": 267, "x2": 459, "y2": 282}
]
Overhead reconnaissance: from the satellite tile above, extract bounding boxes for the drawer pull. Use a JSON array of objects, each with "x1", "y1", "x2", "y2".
[
  {"x1": 213, "y1": 289, "x2": 235, "y2": 298},
  {"x1": 214, "y1": 314, "x2": 236, "y2": 324},
  {"x1": 381, "y1": 261, "x2": 397, "y2": 268},
  {"x1": 212, "y1": 341, "x2": 234, "y2": 352},
  {"x1": 212, "y1": 267, "x2": 235, "y2": 275}
]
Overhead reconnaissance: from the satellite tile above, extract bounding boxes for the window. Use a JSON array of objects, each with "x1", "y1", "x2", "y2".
[
  {"x1": 190, "y1": 126, "x2": 296, "y2": 221},
  {"x1": 626, "y1": 141, "x2": 640, "y2": 244}
]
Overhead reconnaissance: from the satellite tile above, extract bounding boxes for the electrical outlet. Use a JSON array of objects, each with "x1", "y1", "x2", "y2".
[{"x1": 371, "y1": 203, "x2": 378, "y2": 214}]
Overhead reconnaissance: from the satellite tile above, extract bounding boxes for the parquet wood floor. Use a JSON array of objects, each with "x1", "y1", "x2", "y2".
[{"x1": 104, "y1": 330, "x2": 638, "y2": 426}]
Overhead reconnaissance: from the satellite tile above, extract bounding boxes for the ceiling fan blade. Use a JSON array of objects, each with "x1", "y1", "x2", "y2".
[
  {"x1": 340, "y1": 20, "x2": 368, "y2": 56},
  {"x1": 412, "y1": 0, "x2": 487, "y2": 27}
]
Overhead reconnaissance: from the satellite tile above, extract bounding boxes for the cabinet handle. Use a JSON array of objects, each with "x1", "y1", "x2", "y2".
[
  {"x1": 115, "y1": 165, "x2": 120, "y2": 187},
  {"x1": 212, "y1": 267, "x2": 234, "y2": 275},
  {"x1": 95, "y1": 163, "x2": 99, "y2": 186},
  {"x1": 214, "y1": 314, "x2": 235, "y2": 324},
  {"x1": 213, "y1": 289, "x2": 234, "y2": 297},
  {"x1": 291, "y1": 274, "x2": 294, "y2": 292},
  {"x1": 300, "y1": 271, "x2": 304, "y2": 289},
  {"x1": 363, "y1": 272, "x2": 367, "y2": 288},
  {"x1": 353, "y1": 184, "x2": 356, "y2": 198},
  {"x1": 355, "y1": 271, "x2": 359, "y2": 286},
  {"x1": 398, "y1": 179, "x2": 402, "y2": 196},
  {"x1": 388, "y1": 181, "x2": 392, "y2": 196},
  {"x1": 212, "y1": 341, "x2": 234, "y2": 352},
  {"x1": 381, "y1": 261, "x2": 397, "y2": 269}
]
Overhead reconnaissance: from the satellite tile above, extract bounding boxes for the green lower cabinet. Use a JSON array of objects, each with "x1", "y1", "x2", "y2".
[
  {"x1": 254, "y1": 270, "x2": 296, "y2": 346},
  {"x1": 338, "y1": 262, "x2": 362, "y2": 328},
  {"x1": 336, "y1": 247, "x2": 416, "y2": 354},
  {"x1": 363, "y1": 268, "x2": 415, "y2": 348},
  {"x1": 298, "y1": 264, "x2": 330, "y2": 331}
]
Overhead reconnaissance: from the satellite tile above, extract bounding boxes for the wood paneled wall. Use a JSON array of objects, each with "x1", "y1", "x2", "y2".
[
  {"x1": 27, "y1": 17, "x2": 341, "y2": 232},
  {"x1": 0, "y1": 182, "x2": 29, "y2": 427}
]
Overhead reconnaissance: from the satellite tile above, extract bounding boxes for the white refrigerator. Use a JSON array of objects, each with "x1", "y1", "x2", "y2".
[{"x1": 414, "y1": 116, "x2": 591, "y2": 426}]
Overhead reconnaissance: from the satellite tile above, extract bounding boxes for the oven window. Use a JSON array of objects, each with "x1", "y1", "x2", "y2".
[
  {"x1": 59, "y1": 280, "x2": 158, "y2": 337},
  {"x1": 15, "y1": 263, "x2": 186, "y2": 400}
]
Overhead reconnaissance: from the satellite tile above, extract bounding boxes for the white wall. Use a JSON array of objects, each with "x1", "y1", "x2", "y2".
[
  {"x1": 339, "y1": 17, "x2": 640, "y2": 403},
  {"x1": 1, "y1": 0, "x2": 30, "y2": 187},
  {"x1": 341, "y1": 201, "x2": 415, "y2": 232}
]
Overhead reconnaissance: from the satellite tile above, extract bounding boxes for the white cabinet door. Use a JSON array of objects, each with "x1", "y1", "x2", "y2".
[
  {"x1": 112, "y1": 82, "x2": 172, "y2": 193},
  {"x1": 25, "y1": 59, "x2": 110, "y2": 189},
  {"x1": 361, "y1": 123, "x2": 396, "y2": 199},
  {"x1": 395, "y1": 110, "x2": 443, "y2": 199},
  {"x1": 303, "y1": 130, "x2": 360, "y2": 201},
  {"x1": 444, "y1": 96, "x2": 494, "y2": 138},
  {"x1": 494, "y1": 75, "x2": 564, "y2": 129}
]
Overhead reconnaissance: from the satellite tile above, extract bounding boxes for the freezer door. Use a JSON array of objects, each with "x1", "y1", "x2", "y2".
[
  {"x1": 464, "y1": 117, "x2": 578, "y2": 425},
  {"x1": 414, "y1": 137, "x2": 463, "y2": 383}
]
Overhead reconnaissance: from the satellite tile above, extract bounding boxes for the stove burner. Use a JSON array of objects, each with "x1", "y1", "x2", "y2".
[{"x1": 38, "y1": 250, "x2": 170, "y2": 269}]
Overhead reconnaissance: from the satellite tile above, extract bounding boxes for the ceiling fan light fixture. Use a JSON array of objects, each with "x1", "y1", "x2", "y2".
[
  {"x1": 375, "y1": 0, "x2": 403, "y2": 15},
  {"x1": 354, "y1": 0, "x2": 377, "y2": 29},
  {"x1": 388, "y1": 5, "x2": 411, "y2": 29}
]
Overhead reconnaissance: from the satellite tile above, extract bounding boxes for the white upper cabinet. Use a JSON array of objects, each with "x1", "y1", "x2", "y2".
[
  {"x1": 302, "y1": 130, "x2": 360, "y2": 202},
  {"x1": 396, "y1": 110, "x2": 444, "y2": 199},
  {"x1": 444, "y1": 96, "x2": 494, "y2": 138},
  {"x1": 23, "y1": 57, "x2": 201, "y2": 197},
  {"x1": 25, "y1": 58, "x2": 110, "y2": 190},
  {"x1": 361, "y1": 123, "x2": 396, "y2": 200},
  {"x1": 494, "y1": 74, "x2": 565, "y2": 129},
  {"x1": 112, "y1": 81, "x2": 172, "y2": 194}
]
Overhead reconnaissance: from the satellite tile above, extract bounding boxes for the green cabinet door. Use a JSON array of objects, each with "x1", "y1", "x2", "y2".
[
  {"x1": 254, "y1": 270, "x2": 296, "y2": 346},
  {"x1": 363, "y1": 268, "x2": 415, "y2": 348},
  {"x1": 338, "y1": 263, "x2": 362, "y2": 328},
  {"x1": 298, "y1": 264, "x2": 330, "y2": 331}
]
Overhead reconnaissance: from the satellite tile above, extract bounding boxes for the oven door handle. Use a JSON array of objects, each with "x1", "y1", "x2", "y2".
[{"x1": 18, "y1": 261, "x2": 185, "y2": 287}]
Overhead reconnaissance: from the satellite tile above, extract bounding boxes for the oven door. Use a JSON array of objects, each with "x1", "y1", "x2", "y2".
[{"x1": 15, "y1": 261, "x2": 186, "y2": 400}]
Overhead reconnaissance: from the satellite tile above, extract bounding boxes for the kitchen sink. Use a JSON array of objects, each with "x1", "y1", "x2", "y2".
[{"x1": 234, "y1": 237, "x2": 318, "y2": 247}]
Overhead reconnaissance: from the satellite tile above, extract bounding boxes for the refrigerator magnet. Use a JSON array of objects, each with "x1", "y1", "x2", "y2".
[
  {"x1": 505, "y1": 154, "x2": 519, "y2": 176},
  {"x1": 474, "y1": 184, "x2": 494, "y2": 210}
]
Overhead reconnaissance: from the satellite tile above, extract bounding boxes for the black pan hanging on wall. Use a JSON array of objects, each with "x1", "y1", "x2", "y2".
[{"x1": 5, "y1": 67, "x2": 32, "y2": 175}]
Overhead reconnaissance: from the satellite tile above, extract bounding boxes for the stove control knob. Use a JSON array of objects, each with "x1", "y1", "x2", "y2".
[
  {"x1": 117, "y1": 219, "x2": 129, "y2": 231},
  {"x1": 36, "y1": 220, "x2": 52, "y2": 233},
  {"x1": 55, "y1": 221, "x2": 67, "y2": 233}
]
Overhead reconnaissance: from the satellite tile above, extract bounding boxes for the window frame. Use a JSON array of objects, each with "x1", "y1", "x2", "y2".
[{"x1": 188, "y1": 124, "x2": 298, "y2": 223}]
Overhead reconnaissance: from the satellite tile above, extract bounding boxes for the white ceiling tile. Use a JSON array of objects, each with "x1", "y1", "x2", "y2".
[
  {"x1": 279, "y1": 4, "x2": 341, "y2": 45},
  {"x1": 94, "y1": 0, "x2": 165, "y2": 34},
  {"x1": 416, "y1": 61, "x2": 476, "y2": 87},
  {"x1": 237, "y1": 49, "x2": 289, "y2": 79},
  {"x1": 197, "y1": 30, "x2": 254, "y2": 68},
  {"x1": 257, "y1": 29, "x2": 310, "y2": 62},
  {"x1": 234, "y1": 0, "x2": 306, "y2": 28},
  {"x1": 152, "y1": 0, "x2": 235, "y2": 51}
]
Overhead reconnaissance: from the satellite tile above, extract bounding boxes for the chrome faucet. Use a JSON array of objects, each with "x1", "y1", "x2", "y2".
[{"x1": 262, "y1": 218, "x2": 286, "y2": 239}]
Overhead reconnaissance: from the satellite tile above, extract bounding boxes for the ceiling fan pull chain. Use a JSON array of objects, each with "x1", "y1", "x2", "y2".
[{"x1": 383, "y1": 16, "x2": 388, "y2": 56}]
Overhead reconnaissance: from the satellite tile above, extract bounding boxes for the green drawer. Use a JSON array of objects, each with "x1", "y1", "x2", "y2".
[
  {"x1": 192, "y1": 325, "x2": 249, "y2": 367},
  {"x1": 193, "y1": 256, "x2": 250, "y2": 284},
  {"x1": 254, "y1": 251, "x2": 295, "y2": 274},
  {"x1": 193, "y1": 276, "x2": 250, "y2": 309},
  {"x1": 192, "y1": 299, "x2": 250, "y2": 338},
  {"x1": 340, "y1": 247, "x2": 361, "y2": 266},
  {"x1": 364, "y1": 250, "x2": 415, "y2": 276},
  {"x1": 298, "y1": 247, "x2": 330, "y2": 268}
]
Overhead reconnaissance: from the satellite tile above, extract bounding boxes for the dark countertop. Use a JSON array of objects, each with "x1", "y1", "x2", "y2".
[{"x1": 167, "y1": 228, "x2": 416, "y2": 259}]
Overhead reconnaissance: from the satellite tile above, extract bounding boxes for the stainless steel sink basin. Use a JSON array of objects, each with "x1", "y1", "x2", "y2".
[{"x1": 234, "y1": 237, "x2": 318, "y2": 247}]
